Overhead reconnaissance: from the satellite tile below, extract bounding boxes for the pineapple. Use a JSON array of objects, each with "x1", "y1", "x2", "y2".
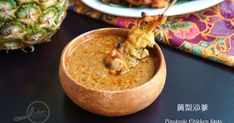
[{"x1": 0, "y1": 0, "x2": 68, "y2": 51}]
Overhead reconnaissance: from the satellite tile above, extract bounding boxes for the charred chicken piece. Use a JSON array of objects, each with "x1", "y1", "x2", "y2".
[
  {"x1": 104, "y1": 0, "x2": 177, "y2": 75},
  {"x1": 104, "y1": 12, "x2": 167, "y2": 75}
]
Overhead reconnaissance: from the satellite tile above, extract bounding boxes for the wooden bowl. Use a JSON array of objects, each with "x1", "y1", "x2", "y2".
[{"x1": 59, "y1": 28, "x2": 167, "y2": 117}]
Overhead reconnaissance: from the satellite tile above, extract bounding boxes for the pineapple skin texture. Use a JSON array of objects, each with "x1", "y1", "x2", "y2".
[{"x1": 0, "y1": 0, "x2": 68, "y2": 50}]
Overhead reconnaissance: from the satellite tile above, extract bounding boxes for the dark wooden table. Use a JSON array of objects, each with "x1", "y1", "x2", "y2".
[{"x1": 0, "y1": 12, "x2": 234, "y2": 123}]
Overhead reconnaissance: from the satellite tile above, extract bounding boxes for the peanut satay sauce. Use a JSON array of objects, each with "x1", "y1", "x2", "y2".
[{"x1": 65, "y1": 34, "x2": 158, "y2": 91}]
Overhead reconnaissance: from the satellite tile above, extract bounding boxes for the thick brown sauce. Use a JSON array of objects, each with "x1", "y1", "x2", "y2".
[{"x1": 65, "y1": 34, "x2": 158, "y2": 91}]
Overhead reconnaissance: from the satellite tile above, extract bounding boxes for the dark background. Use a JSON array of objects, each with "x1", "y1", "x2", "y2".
[{"x1": 0, "y1": 12, "x2": 233, "y2": 123}]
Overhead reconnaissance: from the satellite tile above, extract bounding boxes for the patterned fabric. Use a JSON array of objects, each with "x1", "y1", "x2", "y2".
[{"x1": 69, "y1": 0, "x2": 234, "y2": 67}]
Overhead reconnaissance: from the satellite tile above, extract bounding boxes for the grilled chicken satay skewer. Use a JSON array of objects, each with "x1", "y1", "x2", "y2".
[{"x1": 104, "y1": 0, "x2": 177, "y2": 75}]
